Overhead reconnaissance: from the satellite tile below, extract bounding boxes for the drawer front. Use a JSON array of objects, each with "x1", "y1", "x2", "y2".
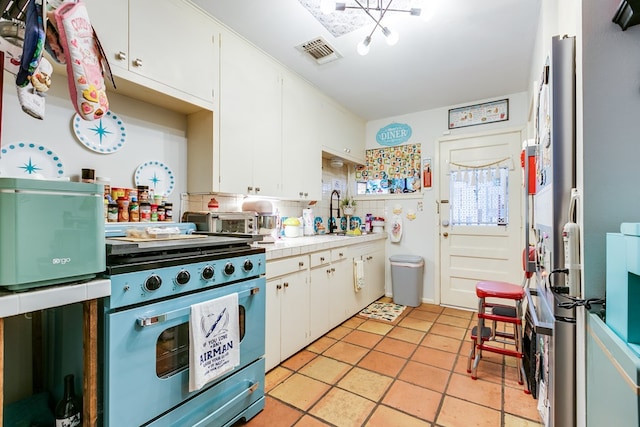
[
  {"x1": 331, "y1": 247, "x2": 350, "y2": 263},
  {"x1": 310, "y1": 251, "x2": 331, "y2": 268},
  {"x1": 267, "y1": 255, "x2": 308, "y2": 278}
]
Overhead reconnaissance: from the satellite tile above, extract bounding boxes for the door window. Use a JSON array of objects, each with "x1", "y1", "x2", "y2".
[{"x1": 450, "y1": 167, "x2": 509, "y2": 226}]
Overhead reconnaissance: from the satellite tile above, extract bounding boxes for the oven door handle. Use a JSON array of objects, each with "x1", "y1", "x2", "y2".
[
  {"x1": 136, "y1": 286, "x2": 261, "y2": 327},
  {"x1": 192, "y1": 380, "x2": 260, "y2": 427}
]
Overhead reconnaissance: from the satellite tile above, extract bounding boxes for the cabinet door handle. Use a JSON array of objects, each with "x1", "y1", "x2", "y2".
[
  {"x1": 326, "y1": 269, "x2": 331, "y2": 274},
  {"x1": 330, "y1": 268, "x2": 335, "y2": 272},
  {"x1": 304, "y1": 192, "x2": 308, "y2": 197},
  {"x1": 298, "y1": 261, "x2": 305, "y2": 267},
  {"x1": 116, "y1": 51, "x2": 127, "y2": 61},
  {"x1": 283, "y1": 282, "x2": 289, "y2": 288},
  {"x1": 320, "y1": 257, "x2": 325, "y2": 262},
  {"x1": 276, "y1": 284, "x2": 282, "y2": 290},
  {"x1": 247, "y1": 186, "x2": 253, "y2": 192},
  {"x1": 133, "y1": 58, "x2": 143, "y2": 67},
  {"x1": 299, "y1": 192, "x2": 303, "y2": 197},
  {"x1": 339, "y1": 252, "x2": 344, "y2": 257},
  {"x1": 255, "y1": 187, "x2": 261, "y2": 193}
]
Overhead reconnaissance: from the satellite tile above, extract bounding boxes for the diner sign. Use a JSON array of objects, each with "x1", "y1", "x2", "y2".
[{"x1": 376, "y1": 122, "x2": 412, "y2": 146}]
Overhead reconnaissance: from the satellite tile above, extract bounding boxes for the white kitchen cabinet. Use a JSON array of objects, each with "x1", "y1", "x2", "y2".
[
  {"x1": 218, "y1": 30, "x2": 282, "y2": 196},
  {"x1": 309, "y1": 251, "x2": 331, "y2": 342},
  {"x1": 265, "y1": 255, "x2": 309, "y2": 371},
  {"x1": 357, "y1": 243, "x2": 386, "y2": 303},
  {"x1": 320, "y1": 97, "x2": 366, "y2": 165},
  {"x1": 84, "y1": 0, "x2": 218, "y2": 111},
  {"x1": 282, "y1": 74, "x2": 322, "y2": 201},
  {"x1": 328, "y1": 247, "x2": 354, "y2": 328}
]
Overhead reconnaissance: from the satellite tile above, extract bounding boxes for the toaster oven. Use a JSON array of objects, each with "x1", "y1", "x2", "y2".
[{"x1": 182, "y1": 211, "x2": 257, "y2": 234}]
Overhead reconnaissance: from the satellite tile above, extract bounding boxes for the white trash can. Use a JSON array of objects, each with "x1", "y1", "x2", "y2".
[{"x1": 390, "y1": 255, "x2": 424, "y2": 307}]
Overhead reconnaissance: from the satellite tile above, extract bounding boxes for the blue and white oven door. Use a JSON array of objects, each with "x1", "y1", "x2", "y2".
[{"x1": 104, "y1": 277, "x2": 265, "y2": 427}]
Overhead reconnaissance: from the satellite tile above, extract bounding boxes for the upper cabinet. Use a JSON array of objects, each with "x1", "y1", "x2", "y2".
[
  {"x1": 218, "y1": 30, "x2": 283, "y2": 196},
  {"x1": 320, "y1": 98, "x2": 366, "y2": 165},
  {"x1": 282, "y1": 73, "x2": 322, "y2": 201},
  {"x1": 84, "y1": 0, "x2": 219, "y2": 113}
]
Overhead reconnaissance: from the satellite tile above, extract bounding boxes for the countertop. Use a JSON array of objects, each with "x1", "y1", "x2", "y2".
[
  {"x1": 0, "y1": 278, "x2": 111, "y2": 318},
  {"x1": 256, "y1": 233, "x2": 387, "y2": 261}
]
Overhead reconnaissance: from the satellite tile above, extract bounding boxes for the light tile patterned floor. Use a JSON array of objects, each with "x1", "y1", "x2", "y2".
[{"x1": 242, "y1": 297, "x2": 544, "y2": 427}]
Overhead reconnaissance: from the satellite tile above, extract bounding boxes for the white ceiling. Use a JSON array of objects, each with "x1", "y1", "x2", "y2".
[{"x1": 190, "y1": 0, "x2": 541, "y2": 121}]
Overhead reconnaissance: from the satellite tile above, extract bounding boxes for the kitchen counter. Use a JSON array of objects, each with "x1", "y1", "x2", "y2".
[{"x1": 256, "y1": 233, "x2": 387, "y2": 261}]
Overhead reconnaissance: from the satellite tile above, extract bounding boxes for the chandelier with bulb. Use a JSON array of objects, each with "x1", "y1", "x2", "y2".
[{"x1": 320, "y1": 0, "x2": 427, "y2": 55}]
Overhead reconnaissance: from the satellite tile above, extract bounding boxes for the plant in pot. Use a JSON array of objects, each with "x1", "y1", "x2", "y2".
[{"x1": 340, "y1": 196, "x2": 357, "y2": 216}]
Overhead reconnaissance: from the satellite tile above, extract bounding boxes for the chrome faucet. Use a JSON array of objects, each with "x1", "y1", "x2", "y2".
[{"x1": 329, "y1": 190, "x2": 341, "y2": 233}]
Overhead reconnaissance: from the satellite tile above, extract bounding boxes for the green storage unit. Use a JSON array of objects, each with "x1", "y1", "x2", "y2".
[{"x1": 0, "y1": 178, "x2": 105, "y2": 291}]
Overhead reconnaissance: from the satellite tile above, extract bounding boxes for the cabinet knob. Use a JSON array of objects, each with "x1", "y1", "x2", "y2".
[
  {"x1": 331, "y1": 267, "x2": 335, "y2": 272},
  {"x1": 339, "y1": 252, "x2": 344, "y2": 257},
  {"x1": 299, "y1": 192, "x2": 303, "y2": 197},
  {"x1": 298, "y1": 261, "x2": 305, "y2": 268},
  {"x1": 255, "y1": 187, "x2": 261, "y2": 192},
  {"x1": 276, "y1": 284, "x2": 282, "y2": 290},
  {"x1": 116, "y1": 51, "x2": 127, "y2": 61},
  {"x1": 304, "y1": 192, "x2": 308, "y2": 197},
  {"x1": 320, "y1": 257, "x2": 325, "y2": 262},
  {"x1": 247, "y1": 186, "x2": 253, "y2": 192},
  {"x1": 343, "y1": 148, "x2": 351, "y2": 153},
  {"x1": 133, "y1": 58, "x2": 143, "y2": 67},
  {"x1": 326, "y1": 269, "x2": 331, "y2": 274},
  {"x1": 283, "y1": 282, "x2": 289, "y2": 288}
]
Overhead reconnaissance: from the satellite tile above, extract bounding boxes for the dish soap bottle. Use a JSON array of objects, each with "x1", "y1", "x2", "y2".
[{"x1": 55, "y1": 374, "x2": 81, "y2": 427}]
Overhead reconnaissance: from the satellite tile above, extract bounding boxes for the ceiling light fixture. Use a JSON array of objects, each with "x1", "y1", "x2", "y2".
[{"x1": 321, "y1": 0, "x2": 422, "y2": 55}]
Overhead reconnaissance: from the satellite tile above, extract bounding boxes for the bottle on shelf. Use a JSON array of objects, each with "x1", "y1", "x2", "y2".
[{"x1": 55, "y1": 374, "x2": 82, "y2": 427}]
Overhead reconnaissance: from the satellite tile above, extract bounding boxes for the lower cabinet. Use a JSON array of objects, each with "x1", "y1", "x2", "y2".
[
  {"x1": 309, "y1": 251, "x2": 331, "y2": 343},
  {"x1": 265, "y1": 240, "x2": 386, "y2": 372},
  {"x1": 265, "y1": 256, "x2": 309, "y2": 372}
]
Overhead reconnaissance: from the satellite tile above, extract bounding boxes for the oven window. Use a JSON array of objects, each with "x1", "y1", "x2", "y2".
[{"x1": 155, "y1": 305, "x2": 246, "y2": 378}]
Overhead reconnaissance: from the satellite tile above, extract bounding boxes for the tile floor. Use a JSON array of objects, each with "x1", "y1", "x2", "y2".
[{"x1": 244, "y1": 297, "x2": 544, "y2": 427}]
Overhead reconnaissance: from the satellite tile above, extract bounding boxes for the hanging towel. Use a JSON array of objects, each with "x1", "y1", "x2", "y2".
[
  {"x1": 189, "y1": 293, "x2": 240, "y2": 392},
  {"x1": 354, "y1": 259, "x2": 365, "y2": 292}
]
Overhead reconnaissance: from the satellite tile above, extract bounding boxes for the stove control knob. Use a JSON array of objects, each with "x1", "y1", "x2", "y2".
[
  {"x1": 243, "y1": 259, "x2": 253, "y2": 272},
  {"x1": 144, "y1": 274, "x2": 162, "y2": 292},
  {"x1": 201, "y1": 265, "x2": 214, "y2": 280},
  {"x1": 176, "y1": 270, "x2": 191, "y2": 285},
  {"x1": 224, "y1": 262, "x2": 235, "y2": 276}
]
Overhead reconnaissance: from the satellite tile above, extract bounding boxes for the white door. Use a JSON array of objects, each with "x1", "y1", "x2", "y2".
[{"x1": 439, "y1": 129, "x2": 524, "y2": 310}]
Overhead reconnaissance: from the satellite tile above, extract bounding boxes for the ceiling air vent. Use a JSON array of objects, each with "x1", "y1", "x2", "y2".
[{"x1": 296, "y1": 37, "x2": 341, "y2": 65}]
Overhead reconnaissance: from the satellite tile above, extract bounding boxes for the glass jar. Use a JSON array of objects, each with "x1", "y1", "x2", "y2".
[
  {"x1": 107, "y1": 203, "x2": 118, "y2": 222},
  {"x1": 164, "y1": 203, "x2": 173, "y2": 222},
  {"x1": 117, "y1": 197, "x2": 129, "y2": 222},
  {"x1": 150, "y1": 204, "x2": 158, "y2": 222},
  {"x1": 129, "y1": 197, "x2": 140, "y2": 222},
  {"x1": 157, "y1": 205, "x2": 166, "y2": 222},
  {"x1": 140, "y1": 202, "x2": 151, "y2": 222}
]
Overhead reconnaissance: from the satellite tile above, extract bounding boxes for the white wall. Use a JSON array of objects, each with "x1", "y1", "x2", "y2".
[
  {"x1": 364, "y1": 91, "x2": 530, "y2": 303},
  {"x1": 1, "y1": 72, "x2": 189, "y2": 210}
]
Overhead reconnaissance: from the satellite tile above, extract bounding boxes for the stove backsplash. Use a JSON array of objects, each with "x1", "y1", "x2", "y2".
[{"x1": 184, "y1": 158, "x2": 386, "y2": 231}]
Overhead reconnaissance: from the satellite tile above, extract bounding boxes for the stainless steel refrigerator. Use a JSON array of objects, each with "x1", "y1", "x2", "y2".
[{"x1": 524, "y1": 35, "x2": 577, "y2": 427}]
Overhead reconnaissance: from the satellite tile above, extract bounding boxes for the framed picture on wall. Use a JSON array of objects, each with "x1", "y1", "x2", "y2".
[{"x1": 448, "y1": 99, "x2": 509, "y2": 129}]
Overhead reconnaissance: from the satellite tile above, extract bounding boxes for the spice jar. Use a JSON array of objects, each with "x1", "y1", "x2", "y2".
[
  {"x1": 129, "y1": 197, "x2": 140, "y2": 222},
  {"x1": 140, "y1": 202, "x2": 151, "y2": 222},
  {"x1": 208, "y1": 197, "x2": 219, "y2": 212},
  {"x1": 107, "y1": 203, "x2": 118, "y2": 222},
  {"x1": 164, "y1": 202, "x2": 173, "y2": 222},
  {"x1": 117, "y1": 197, "x2": 130, "y2": 222},
  {"x1": 157, "y1": 205, "x2": 165, "y2": 222},
  {"x1": 150, "y1": 204, "x2": 158, "y2": 222},
  {"x1": 137, "y1": 186, "x2": 149, "y2": 203}
]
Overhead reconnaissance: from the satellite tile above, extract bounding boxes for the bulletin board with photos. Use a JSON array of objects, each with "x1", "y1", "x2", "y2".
[{"x1": 355, "y1": 144, "x2": 422, "y2": 194}]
